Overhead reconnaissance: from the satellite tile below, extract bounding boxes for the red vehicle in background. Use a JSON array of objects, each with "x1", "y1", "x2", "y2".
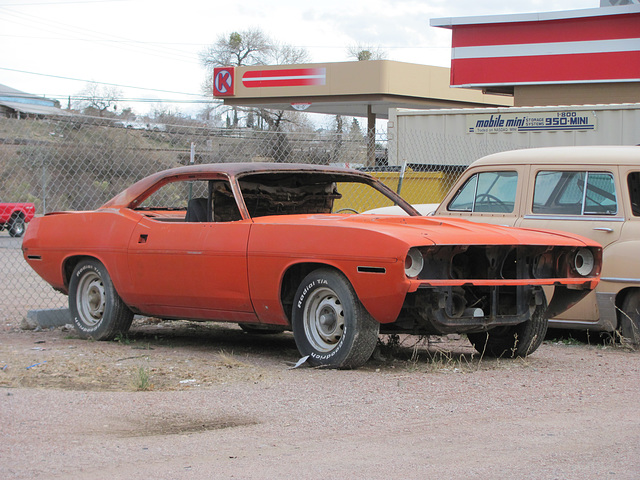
[{"x1": 0, "y1": 201, "x2": 35, "y2": 237}]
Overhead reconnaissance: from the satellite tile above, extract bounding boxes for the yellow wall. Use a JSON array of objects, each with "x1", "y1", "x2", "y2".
[{"x1": 334, "y1": 170, "x2": 462, "y2": 212}]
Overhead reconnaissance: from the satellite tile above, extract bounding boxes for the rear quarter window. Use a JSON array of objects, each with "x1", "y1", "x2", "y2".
[
  {"x1": 532, "y1": 170, "x2": 617, "y2": 215},
  {"x1": 628, "y1": 171, "x2": 640, "y2": 217}
]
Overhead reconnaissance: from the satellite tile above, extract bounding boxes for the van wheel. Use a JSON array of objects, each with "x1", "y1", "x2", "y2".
[{"x1": 620, "y1": 292, "x2": 640, "y2": 347}]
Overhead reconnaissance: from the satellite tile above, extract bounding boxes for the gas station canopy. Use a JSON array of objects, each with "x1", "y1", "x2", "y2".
[{"x1": 212, "y1": 60, "x2": 512, "y2": 119}]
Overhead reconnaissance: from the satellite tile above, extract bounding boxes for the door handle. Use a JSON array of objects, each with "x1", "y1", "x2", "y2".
[
  {"x1": 138, "y1": 234, "x2": 148, "y2": 243},
  {"x1": 593, "y1": 227, "x2": 613, "y2": 233}
]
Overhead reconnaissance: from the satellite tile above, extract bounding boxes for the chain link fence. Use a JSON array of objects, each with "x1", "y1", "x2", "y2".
[{"x1": 0, "y1": 114, "x2": 467, "y2": 323}]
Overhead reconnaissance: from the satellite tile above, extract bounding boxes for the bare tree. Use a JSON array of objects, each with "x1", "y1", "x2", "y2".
[
  {"x1": 200, "y1": 28, "x2": 274, "y2": 127},
  {"x1": 73, "y1": 82, "x2": 123, "y2": 117},
  {"x1": 347, "y1": 44, "x2": 387, "y2": 61},
  {"x1": 200, "y1": 27, "x2": 311, "y2": 136},
  {"x1": 270, "y1": 43, "x2": 311, "y2": 64},
  {"x1": 200, "y1": 28, "x2": 273, "y2": 69}
]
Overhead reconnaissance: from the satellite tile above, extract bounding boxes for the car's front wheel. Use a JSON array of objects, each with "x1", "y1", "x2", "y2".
[
  {"x1": 467, "y1": 300, "x2": 548, "y2": 358},
  {"x1": 8, "y1": 216, "x2": 25, "y2": 237},
  {"x1": 69, "y1": 259, "x2": 134, "y2": 340},
  {"x1": 292, "y1": 268, "x2": 379, "y2": 369}
]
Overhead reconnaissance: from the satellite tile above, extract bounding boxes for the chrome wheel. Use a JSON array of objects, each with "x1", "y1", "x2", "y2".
[
  {"x1": 302, "y1": 287, "x2": 345, "y2": 352},
  {"x1": 76, "y1": 271, "x2": 106, "y2": 327}
]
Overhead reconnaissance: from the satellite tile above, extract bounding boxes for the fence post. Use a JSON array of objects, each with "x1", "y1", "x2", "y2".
[
  {"x1": 41, "y1": 156, "x2": 47, "y2": 214},
  {"x1": 188, "y1": 142, "x2": 196, "y2": 202},
  {"x1": 397, "y1": 159, "x2": 407, "y2": 195}
]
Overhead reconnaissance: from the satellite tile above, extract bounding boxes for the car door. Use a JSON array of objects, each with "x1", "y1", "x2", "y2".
[
  {"x1": 127, "y1": 220, "x2": 253, "y2": 315},
  {"x1": 517, "y1": 165, "x2": 624, "y2": 322},
  {"x1": 125, "y1": 179, "x2": 256, "y2": 320}
]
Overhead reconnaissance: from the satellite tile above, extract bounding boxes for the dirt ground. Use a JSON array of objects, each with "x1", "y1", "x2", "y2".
[{"x1": 1, "y1": 317, "x2": 639, "y2": 480}]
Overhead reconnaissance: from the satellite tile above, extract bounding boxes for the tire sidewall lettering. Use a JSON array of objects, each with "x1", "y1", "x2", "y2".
[
  {"x1": 71, "y1": 262, "x2": 105, "y2": 332},
  {"x1": 293, "y1": 273, "x2": 352, "y2": 365},
  {"x1": 75, "y1": 263, "x2": 99, "y2": 279},
  {"x1": 74, "y1": 315, "x2": 99, "y2": 333},
  {"x1": 309, "y1": 325, "x2": 347, "y2": 361},
  {"x1": 296, "y1": 277, "x2": 330, "y2": 309}
]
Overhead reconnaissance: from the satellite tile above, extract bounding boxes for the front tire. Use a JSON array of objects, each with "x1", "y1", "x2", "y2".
[
  {"x1": 8, "y1": 216, "x2": 25, "y2": 237},
  {"x1": 292, "y1": 268, "x2": 379, "y2": 369},
  {"x1": 69, "y1": 259, "x2": 134, "y2": 340},
  {"x1": 467, "y1": 300, "x2": 548, "y2": 358}
]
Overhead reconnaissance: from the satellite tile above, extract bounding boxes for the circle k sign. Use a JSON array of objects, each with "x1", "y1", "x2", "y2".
[{"x1": 213, "y1": 67, "x2": 235, "y2": 96}]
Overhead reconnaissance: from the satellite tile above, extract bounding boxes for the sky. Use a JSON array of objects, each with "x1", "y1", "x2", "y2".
[{"x1": 0, "y1": 0, "x2": 601, "y2": 117}]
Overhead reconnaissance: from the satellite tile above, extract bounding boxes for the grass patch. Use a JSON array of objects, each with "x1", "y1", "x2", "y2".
[
  {"x1": 217, "y1": 350, "x2": 251, "y2": 368},
  {"x1": 132, "y1": 366, "x2": 153, "y2": 391}
]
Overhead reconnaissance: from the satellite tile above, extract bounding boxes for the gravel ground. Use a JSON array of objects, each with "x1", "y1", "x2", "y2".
[{"x1": 1, "y1": 317, "x2": 639, "y2": 480}]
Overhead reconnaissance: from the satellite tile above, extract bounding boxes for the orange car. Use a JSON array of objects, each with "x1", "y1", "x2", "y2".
[{"x1": 23, "y1": 163, "x2": 601, "y2": 368}]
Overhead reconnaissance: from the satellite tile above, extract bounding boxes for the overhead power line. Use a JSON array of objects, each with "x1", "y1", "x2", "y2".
[
  {"x1": 0, "y1": 1, "x2": 125, "y2": 5},
  {"x1": 0, "y1": 66, "x2": 207, "y2": 98}
]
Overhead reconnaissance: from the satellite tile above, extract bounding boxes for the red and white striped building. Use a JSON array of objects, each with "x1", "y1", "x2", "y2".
[{"x1": 431, "y1": 4, "x2": 640, "y2": 106}]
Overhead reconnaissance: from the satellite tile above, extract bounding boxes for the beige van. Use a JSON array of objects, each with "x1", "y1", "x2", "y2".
[{"x1": 434, "y1": 146, "x2": 640, "y2": 344}]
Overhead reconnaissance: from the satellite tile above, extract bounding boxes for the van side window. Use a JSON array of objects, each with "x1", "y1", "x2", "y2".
[
  {"x1": 448, "y1": 171, "x2": 517, "y2": 213},
  {"x1": 533, "y1": 171, "x2": 617, "y2": 215},
  {"x1": 628, "y1": 172, "x2": 640, "y2": 217}
]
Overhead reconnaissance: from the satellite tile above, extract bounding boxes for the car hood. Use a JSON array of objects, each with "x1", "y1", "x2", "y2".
[{"x1": 252, "y1": 214, "x2": 597, "y2": 247}]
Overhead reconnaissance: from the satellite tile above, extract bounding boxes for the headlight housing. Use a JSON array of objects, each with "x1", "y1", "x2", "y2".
[
  {"x1": 573, "y1": 248, "x2": 595, "y2": 277},
  {"x1": 405, "y1": 248, "x2": 424, "y2": 278}
]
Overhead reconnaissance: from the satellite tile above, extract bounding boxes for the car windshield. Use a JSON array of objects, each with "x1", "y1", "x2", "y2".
[
  {"x1": 238, "y1": 171, "x2": 402, "y2": 218},
  {"x1": 447, "y1": 171, "x2": 518, "y2": 213}
]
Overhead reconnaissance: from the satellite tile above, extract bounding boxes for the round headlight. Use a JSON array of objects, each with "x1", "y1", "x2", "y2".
[
  {"x1": 405, "y1": 248, "x2": 424, "y2": 278},
  {"x1": 574, "y1": 248, "x2": 595, "y2": 277}
]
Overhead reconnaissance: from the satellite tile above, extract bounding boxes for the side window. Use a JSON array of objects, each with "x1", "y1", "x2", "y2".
[
  {"x1": 448, "y1": 174, "x2": 477, "y2": 212},
  {"x1": 448, "y1": 171, "x2": 517, "y2": 213},
  {"x1": 628, "y1": 172, "x2": 640, "y2": 217},
  {"x1": 533, "y1": 171, "x2": 617, "y2": 215},
  {"x1": 140, "y1": 180, "x2": 209, "y2": 210},
  {"x1": 137, "y1": 180, "x2": 241, "y2": 222},
  {"x1": 584, "y1": 173, "x2": 617, "y2": 215}
]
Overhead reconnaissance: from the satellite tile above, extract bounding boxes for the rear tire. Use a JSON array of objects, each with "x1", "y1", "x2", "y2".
[
  {"x1": 292, "y1": 268, "x2": 379, "y2": 369},
  {"x1": 468, "y1": 300, "x2": 548, "y2": 358},
  {"x1": 620, "y1": 292, "x2": 640, "y2": 347},
  {"x1": 69, "y1": 259, "x2": 134, "y2": 340}
]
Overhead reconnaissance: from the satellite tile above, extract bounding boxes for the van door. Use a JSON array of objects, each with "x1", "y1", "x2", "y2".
[{"x1": 518, "y1": 166, "x2": 624, "y2": 323}]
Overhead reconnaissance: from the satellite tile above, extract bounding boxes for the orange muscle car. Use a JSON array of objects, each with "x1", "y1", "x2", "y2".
[{"x1": 22, "y1": 163, "x2": 602, "y2": 368}]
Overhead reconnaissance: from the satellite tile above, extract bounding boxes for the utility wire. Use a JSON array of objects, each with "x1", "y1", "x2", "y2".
[
  {"x1": 0, "y1": 6, "x2": 199, "y2": 64},
  {"x1": 0, "y1": 66, "x2": 206, "y2": 97}
]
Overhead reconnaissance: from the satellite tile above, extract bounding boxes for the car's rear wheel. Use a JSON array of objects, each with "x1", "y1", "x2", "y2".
[
  {"x1": 69, "y1": 259, "x2": 134, "y2": 340},
  {"x1": 620, "y1": 291, "x2": 640, "y2": 347},
  {"x1": 467, "y1": 300, "x2": 548, "y2": 358},
  {"x1": 8, "y1": 216, "x2": 25, "y2": 237},
  {"x1": 292, "y1": 268, "x2": 379, "y2": 369}
]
